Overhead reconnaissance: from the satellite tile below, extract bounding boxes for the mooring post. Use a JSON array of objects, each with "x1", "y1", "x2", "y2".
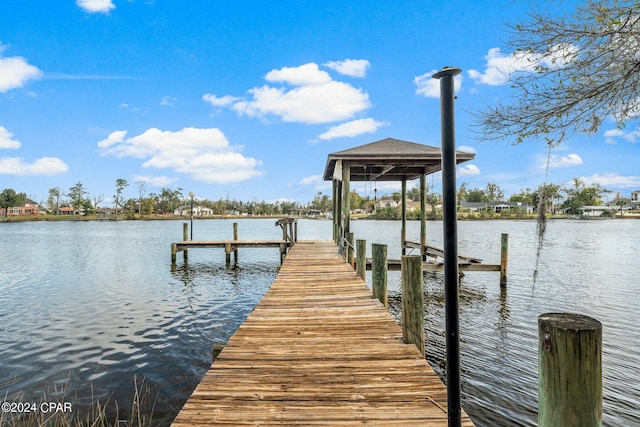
[
  {"x1": 372, "y1": 243, "x2": 388, "y2": 308},
  {"x1": 225, "y1": 242, "x2": 231, "y2": 267},
  {"x1": 183, "y1": 223, "x2": 189, "y2": 261},
  {"x1": 233, "y1": 222, "x2": 239, "y2": 264},
  {"x1": 356, "y1": 239, "x2": 366, "y2": 280},
  {"x1": 171, "y1": 243, "x2": 177, "y2": 265},
  {"x1": 279, "y1": 242, "x2": 287, "y2": 264},
  {"x1": 401, "y1": 255, "x2": 425, "y2": 356},
  {"x1": 500, "y1": 233, "x2": 508, "y2": 287},
  {"x1": 538, "y1": 313, "x2": 602, "y2": 427},
  {"x1": 346, "y1": 232, "x2": 355, "y2": 268},
  {"x1": 433, "y1": 66, "x2": 462, "y2": 426}
]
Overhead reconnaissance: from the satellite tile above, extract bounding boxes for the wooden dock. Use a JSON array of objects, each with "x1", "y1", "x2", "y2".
[{"x1": 172, "y1": 241, "x2": 474, "y2": 426}]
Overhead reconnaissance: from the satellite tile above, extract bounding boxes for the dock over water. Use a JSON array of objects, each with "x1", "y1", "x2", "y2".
[{"x1": 172, "y1": 241, "x2": 474, "y2": 426}]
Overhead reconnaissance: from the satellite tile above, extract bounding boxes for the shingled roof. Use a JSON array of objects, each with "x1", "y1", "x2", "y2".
[{"x1": 323, "y1": 137, "x2": 475, "y2": 181}]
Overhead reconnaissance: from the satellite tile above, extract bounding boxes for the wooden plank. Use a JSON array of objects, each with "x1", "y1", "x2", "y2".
[{"x1": 172, "y1": 241, "x2": 474, "y2": 426}]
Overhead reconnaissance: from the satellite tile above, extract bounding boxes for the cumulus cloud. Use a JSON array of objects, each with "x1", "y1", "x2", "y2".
[
  {"x1": 579, "y1": 172, "x2": 640, "y2": 188},
  {"x1": 458, "y1": 164, "x2": 481, "y2": 177},
  {"x1": 160, "y1": 96, "x2": 176, "y2": 106},
  {"x1": 76, "y1": 0, "x2": 115, "y2": 13},
  {"x1": 604, "y1": 127, "x2": 639, "y2": 144},
  {"x1": 323, "y1": 59, "x2": 370, "y2": 78},
  {"x1": 548, "y1": 153, "x2": 583, "y2": 168},
  {"x1": 0, "y1": 157, "x2": 68, "y2": 176},
  {"x1": 97, "y1": 127, "x2": 263, "y2": 184},
  {"x1": 317, "y1": 118, "x2": 387, "y2": 140},
  {"x1": 131, "y1": 174, "x2": 177, "y2": 187},
  {"x1": 298, "y1": 174, "x2": 331, "y2": 191},
  {"x1": 457, "y1": 145, "x2": 477, "y2": 154},
  {"x1": 204, "y1": 62, "x2": 371, "y2": 124},
  {"x1": 0, "y1": 126, "x2": 21, "y2": 149},
  {"x1": 0, "y1": 44, "x2": 42, "y2": 92},
  {"x1": 468, "y1": 45, "x2": 578, "y2": 86},
  {"x1": 414, "y1": 69, "x2": 463, "y2": 98}
]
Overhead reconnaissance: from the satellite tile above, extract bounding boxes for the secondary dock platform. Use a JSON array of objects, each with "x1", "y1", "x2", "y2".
[{"x1": 172, "y1": 241, "x2": 474, "y2": 426}]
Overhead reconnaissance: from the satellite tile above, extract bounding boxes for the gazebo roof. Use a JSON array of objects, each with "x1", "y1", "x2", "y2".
[{"x1": 323, "y1": 137, "x2": 475, "y2": 182}]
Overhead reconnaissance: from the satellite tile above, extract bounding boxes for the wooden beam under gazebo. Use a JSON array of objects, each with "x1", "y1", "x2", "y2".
[{"x1": 323, "y1": 137, "x2": 475, "y2": 258}]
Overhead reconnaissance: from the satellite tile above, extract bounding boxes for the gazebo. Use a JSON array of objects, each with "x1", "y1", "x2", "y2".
[{"x1": 323, "y1": 137, "x2": 475, "y2": 256}]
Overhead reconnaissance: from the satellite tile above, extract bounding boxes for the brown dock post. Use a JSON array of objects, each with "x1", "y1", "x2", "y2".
[
  {"x1": 500, "y1": 233, "x2": 508, "y2": 287},
  {"x1": 356, "y1": 239, "x2": 366, "y2": 280},
  {"x1": 346, "y1": 232, "x2": 355, "y2": 268},
  {"x1": 538, "y1": 313, "x2": 602, "y2": 427},
  {"x1": 233, "y1": 222, "x2": 239, "y2": 264},
  {"x1": 401, "y1": 255, "x2": 425, "y2": 356},
  {"x1": 225, "y1": 242, "x2": 231, "y2": 266},
  {"x1": 171, "y1": 243, "x2": 177, "y2": 265},
  {"x1": 372, "y1": 243, "x2": 388, "y2": 308},
  {"x1": 183, "y1": 223, "x2": 189, "y2": 260},
  {"x1": 279, "y1": 242, "x2": 287, "y2": 264}
]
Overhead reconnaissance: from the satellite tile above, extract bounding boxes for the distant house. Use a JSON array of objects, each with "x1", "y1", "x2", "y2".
[
  {"x1": 606, "y1": 198, "x2": 632, "y2": 211},
  {"x1": 174, "y1": 205, "x2": 213, "y2": 216},
  {"x1": 0, "y1": 198, "x2": 40, "y2": 216},
  {"x1": 578, "y1": 205, "x2": 617, "y2": 217},
  {"x1": 54, "y1": 206, "x2": 75, "y2": 215},
  {"x1": 459, "y1": 201, "x2": 534, "y2": 214},
  {"x1": 631, "y1": 190, "x2": 640, "y2": 209},
  {"x1": 375, "y1": 198, "x2": 424, "y2": 212}
]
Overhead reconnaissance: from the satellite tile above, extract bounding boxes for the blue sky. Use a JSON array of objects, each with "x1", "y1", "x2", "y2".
[{"x1": 1, "y1": 0, "x2": 638, "y2": 206}]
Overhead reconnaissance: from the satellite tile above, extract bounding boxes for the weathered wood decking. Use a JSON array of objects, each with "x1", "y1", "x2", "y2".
[{"x1": 172, "y1": 241, "x2": 474, "y2": 426}]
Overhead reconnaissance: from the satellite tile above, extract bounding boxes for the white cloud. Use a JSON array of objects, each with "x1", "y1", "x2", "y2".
[
  {"x1": 603, "y1": 127, "x2": 639, "y2": 144},
  {"x1": 579, "y1": 172, "x2": 640, "y2": 188},
  {"x1": 76, "y1": 0, "x2": 115, "y2": 13},
  {"x1": 414, "y1": 69, "x2": 463, "y2": 98},
  {"x1": 206, "y1": 62, "x2": 371, "y2": 124},
  {"x1": 323, "y1": 59, "x2": 370, "y2": 78},
  {"x1": 458, "y1": 164, "x2": 481, "y2": 177},
  {"x1": 318, "y1": 118, "x2": 387, "y2": 140},
  {"x1": 299, "y1": 175, "x2": 323, "y2": 186},
  {"x1": 131, "y1": 174, "x2": 177, "y2": 187},
  {"x1": 202, "y1": 94, "x2": 241, "y2": 107},
  {"x1": 468, "y1": 45, "x2": 578, "y2": 86},
  {"x1": 98, "y1": 127, "x2": 263, "y2": 184},
  {"x1": 0, "y1": 157, "x2": 68, "y2": 176},
  {"x1": 0, "y1": 44, "x2": 42, "y2": 92},
  {"x1": 548, "y1": 153, "x2": 583, "y2": 168},
  {"x1": 457, "y1": 145, "x2": 476, "y2": 154},
  {"x1": 160, "y1": 96, "x2": 176, "y2": 106},
  {"x1": 0, "y1": 126, "x2": 21, "y2": 149}
]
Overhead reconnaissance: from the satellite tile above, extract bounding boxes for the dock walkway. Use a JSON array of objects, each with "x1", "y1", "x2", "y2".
[{"x1": 172, "y1": 241, "x2": 474, "y2": 426}]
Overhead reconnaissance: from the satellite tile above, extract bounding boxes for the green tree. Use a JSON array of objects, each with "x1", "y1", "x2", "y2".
[
  {"x1": 46, "y1": 187, "x2": 63, "y2": 213},
  {"x1": 114, "y1": 179, "x2": 128, "y2": 220},
  {"x1": 485, "y1": 182, "x2": 504, "y2": 202},
  {"x1": 466, "y1": 188, "x2": 486, "y2": 203},
  {"x1": 474, "y1": 0, "x2": 640, "y2": 145},
  {"x1": 0, "y1": 188, "x2": 26, "y2": 218},
  {"x1": 457, "y1": 182, "x2": 468, "y2": 205},
  {"x1": 562, "y1": 178, "x2": 609, "y2": 214},
  {"x1": 68, "y1": 182, "x2": 88, "y2": 217}
]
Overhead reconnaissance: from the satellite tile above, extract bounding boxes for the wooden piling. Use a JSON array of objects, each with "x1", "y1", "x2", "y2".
[
  {"x1": 183, "y1": 223, "x2": 189, "y2": 260},
  {"x1": 538, "y1": 313, "x2": 602, "y2": 427},
  {"x1": 500, "y1": 233, "x2": 508, "y2": 287},
  {"x1": 225, "y1": 242, "x2": 231, "y2": 266},
  {"x1": 346, "y1": 232, "x2": 355, "y2": 268},
  {"x1": 401, "y1": 255, "x2": 425, "y2": 356},
  {"x1": 356, "y1": 239, "x2": 366, "y2": 280},
  {"x1": 233, "y1": 222, "x2": 239, "y2": 264},
  {"x1": 171, "y1": 243, "x2": 177, "y2": 265},
  {"x1": 372, "y1": 243, "x2": 388, "y2": 308}
]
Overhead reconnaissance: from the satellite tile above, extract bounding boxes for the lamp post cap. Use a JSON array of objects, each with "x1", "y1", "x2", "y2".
[
  {"x1": 432, "y1": 67, "x2": 462, "y2": 79},
  {"x1": 189, "y1": 192, "x2": 195, "y2": 198}
]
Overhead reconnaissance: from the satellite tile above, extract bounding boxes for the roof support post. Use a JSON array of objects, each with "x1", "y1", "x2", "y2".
[
  {"x1": 401, "y1": 178, "x2": 407, "y2": 255},
  {"x1": 420, "y1": 174, "x2": 427, "y2": 261},
  {"x1": 342, "y1": 162, "x2": 351, "y2": 237},
  {"x1": 433, "y1": 66, "x2": 462, "y2": 427}
]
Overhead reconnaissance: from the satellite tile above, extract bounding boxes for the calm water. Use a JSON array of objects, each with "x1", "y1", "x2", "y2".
[{"x1": 0, "y1": 218, "x2": 638, "y2": 426}]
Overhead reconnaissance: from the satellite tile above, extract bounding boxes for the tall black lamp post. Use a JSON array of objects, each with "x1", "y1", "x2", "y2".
[{"x1": 189, "y1": 192, "x2": 195, "y2": 240}]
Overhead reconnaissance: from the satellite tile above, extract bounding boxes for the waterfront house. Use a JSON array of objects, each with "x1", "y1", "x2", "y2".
[
  {"x1": 0, "y1": 198, "x2": 40, "y2": 216},
  {"x1": 631, "y1": 190, "x2": 640, "y2": 209},
  {"x1": 459, "y1": 201, "x2": 534, "y2": 214},
  {"x1": 578, "y1": 205, "x2": 617, "y2": 217}
]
